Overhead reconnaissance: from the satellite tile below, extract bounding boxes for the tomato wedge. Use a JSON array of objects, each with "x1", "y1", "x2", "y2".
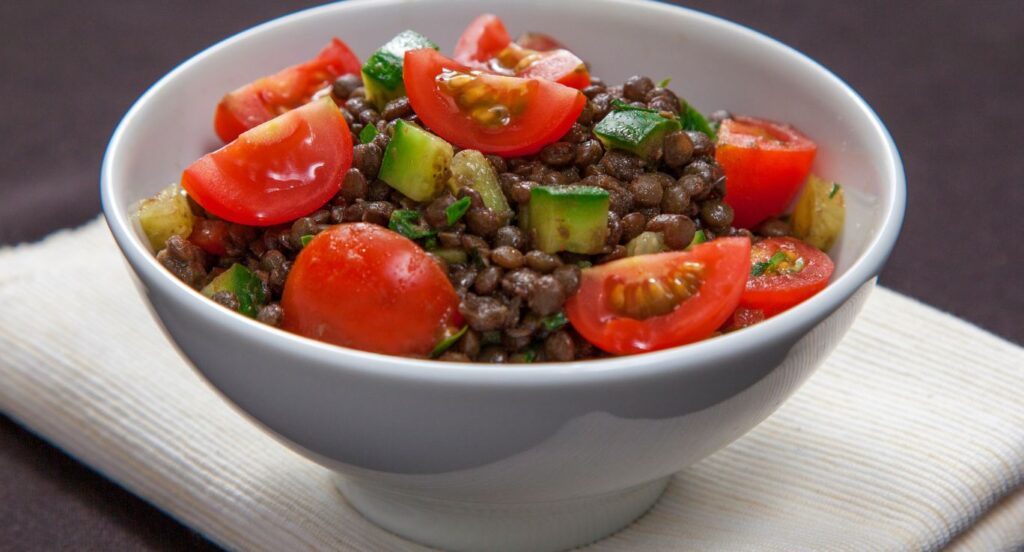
[
  {"x1": 739, "y1": 237, "x2": 834, "y2": 317},
  {"x1": 453, "y1": 14, "x2": 589, "y2": 90},
  {"x1": 716, "y1": 117, "x2": 817, "y2": 229},
  {"x1": 182, "y1": 98, "x2": 352, "y2": 227},
  {"x1": 566, "y1": 238, "x2": 751, "y2": 354},
  {"x1": 404, "y1": 49, "x2": 585, "y2": 157},
  {"x1": 282, "y1": 223, "x2": 463, "y2": 356},
  {"x1": 214, "y1": 38, "x2": 361, "y2": 142}
]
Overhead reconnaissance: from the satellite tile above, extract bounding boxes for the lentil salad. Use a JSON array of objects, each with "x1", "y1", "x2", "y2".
[{"x1": 136, "y1": 14, "x2": 846, "y2": 362}]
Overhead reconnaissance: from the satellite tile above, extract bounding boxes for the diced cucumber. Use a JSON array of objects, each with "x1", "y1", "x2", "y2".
[
  {"x1": 448, "y1": 150, "x2": 512, "y2": 221},
  {"x1": 358, "y1": 123, "x2": 379, "y2": 144},
  {"x1": 791, "y1": 174, "x2": 845, "y2": 252},
  {"x1": 379, "y1": 120, "x2": 454, "y2": 202},
  {"x1": 594, "y1": 107, "x2": 681, "y2": 160},
  {"x1": 362, "y1": 30, "x2": 438, "y2": 109},
  {"x1": 687, "y1": 229, "x2": 707, "y2": 249},
  {"x1": 201, "y1": 263, "x2": 266, "y2": 318},
  {"x1": 136, "y1": 183, "x2": 194, "y2": 251},
  {"x1": 626, "y1": 231, "x2": 668, "y2": 256},
  {"x1": 432, "y1": 247, "x2": 468, "y2": 266},
  {"x1": 528, "y1": 185, "x2": 610, "y2": 254}
]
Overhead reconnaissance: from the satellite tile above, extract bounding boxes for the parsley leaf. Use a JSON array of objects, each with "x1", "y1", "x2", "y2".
[
  {"x1": 829, "y1": 183, "x2": 841, "y2": 199},
  {"x1": 388, "y1": 209, "x2": 436, "y2": 240},
  {"x1": 751, "y1": 251, "x2": 789, "y2": 277},
  {"x1": 542, "y1": 311, "x2": 569, "y2": 332},
  {"x1": 657, "y1": 77, "x2": 672, "y2": 88},
  {"x1": 681, "y1": 103, "x2": 717, "y2": 141},
  {"x1": 445, "y1": 196, "x2": 472, "y2": 226},
  {"x1": 300, "y1": 234, "x2": 314, "y2": 247},
  {"x1": 430, "y1": 325, "x2": 468, "y2": 358}
]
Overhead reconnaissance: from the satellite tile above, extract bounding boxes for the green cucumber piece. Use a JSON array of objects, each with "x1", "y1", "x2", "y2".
[
  {"x1": 201, "y1": 263, "x2": 265, "y2": 318},
  {"x1": 448, "y1": 150, "x2": 512, "y2": 221},
  {"x1": 362, "y1": 30, "x2": 438, "y2": 109},
  {"x1": 528, "y1": 185, "x2": 610, "y2": 254},
  {"x1": 358, "y1": 123, "x2": 379, "y2": 144},
  {"x1": 687, "y1": 229, "x2": 707, "y2": 249},
  {"x1": 379, "y1": 120, "x2": 454, "y2": 202},
  {"x1": 445, "y1": 196, "x2": 472, "y2": 226},
  {"x1": 136, "y1": 183, "x2": 194, "y2": 251},
  {"x1": 626, "y1": 231, "x2": 668, "y2": 256},
  {"x1": 594, "y1": 108, "x2": 681, "y2": 160},
  {"x1": 432, "y1": 247, "x2": 468, "y2": 266}
]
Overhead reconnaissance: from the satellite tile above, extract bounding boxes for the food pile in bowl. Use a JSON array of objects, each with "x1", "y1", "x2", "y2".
[{"x1": 135, "y1": 14, "x2": 846, "y2": 362}]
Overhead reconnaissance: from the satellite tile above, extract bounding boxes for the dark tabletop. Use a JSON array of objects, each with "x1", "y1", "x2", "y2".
[{"x1": 2, "y1": 1, "x2": 1021, "y2": 549}]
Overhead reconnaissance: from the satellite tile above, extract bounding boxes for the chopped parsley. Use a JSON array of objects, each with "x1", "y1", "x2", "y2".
[
  {"x1": 430, "y1": 325, "x2": 468, "y2": 358},
  {"x1": 688, "y1": 229, "x2": 707, "y2": 248},
  {"x1": 610, "y1": 98, "x2": 660, "y2": 114},
  {"x1": 751, "y1": 251, "x2": 790, "y2": 277},
  {"x1": 388, "y1": 209, "x2": 436, "y2": 240},
  {"x1": 657, "y1": 77, "x2": 672, "y2": 88},
  {"x1": 445, "y1": 196, "x2": 472, "y2": 226},
  {"x1": 542, "y1": 311, "x2": 569, "y2": 332},
  {"x1": 359, "y1": 123, "x2": 379, "y2": 144},
  {"x1": 681, "y1": 103, "x2": 717, "y2": 141},
  {"x1": 300, "y1": 234, "x2": 314, "y2": 247},
  {"x1": 829, "y1": 183, "x2": 841, "y2": 199}
]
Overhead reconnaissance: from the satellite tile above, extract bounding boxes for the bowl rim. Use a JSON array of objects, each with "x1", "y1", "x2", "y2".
[{"x1": 101, "y1": 0, "x2": 905, "y2": 387}]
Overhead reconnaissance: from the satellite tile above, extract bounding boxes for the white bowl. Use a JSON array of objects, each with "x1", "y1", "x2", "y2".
[{"x1": 101, "y1": 1, "x2": 905, "y2": 550}]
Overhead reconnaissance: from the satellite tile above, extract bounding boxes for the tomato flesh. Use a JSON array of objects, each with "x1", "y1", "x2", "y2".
[
  {"x1": 404, "y1": 49, "x2": 585, "y2": 157},
  {"x1": 182, "y1": 98, "x2": 352, "y2": 227},
  {"x1": 566, "y1": 238, "x2": 751, "y2": 354},
  {"x1": 282, "y1": 223, "x2": 462, "y2": 356},
  {"x1": 214, "y1": 38, "x2": 361, "y2": 143},
  {"x1": 739, "y1": 237, "x2": 834, "y2": 316},
  {"x1": 716, "y1": 117, "x2": 817, "y2": 229},
  {"x1": 454, "y1": 14, "x2": 589, "y2": 90}
]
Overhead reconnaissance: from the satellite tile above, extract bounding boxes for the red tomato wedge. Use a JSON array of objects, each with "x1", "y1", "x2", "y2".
[
  {"x1": 282, "y1": 223, "x2": 463, "y2": 356},
  {"x1": 716, "y1": 117, "x2": 817, "y2": 229},
  {"x1": 403, "y1": 49, "x2": 585, "y2": 157},
  {"x1": 182, "y1": 98, "x2": 352, "y2": 227},
  {"x1": 739, "y1": 237, "x2": 834, "y2": 317},
  {"x1": 566, "y1": 238, "x2": 752, "y2": 354},
  {"x1": 454, "y1": 14, "x2": 511, "y2": 64},
  {"x1": 453, "y1": 14, "x2": 589, "y2": 90},
  {"x1": 214, "y1": 38, "x2": 361, "y2": 142}
]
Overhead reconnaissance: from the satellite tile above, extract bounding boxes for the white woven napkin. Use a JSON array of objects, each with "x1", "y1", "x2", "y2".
[{"x1": 1, "y1": 219, "x2": 1021, "y2": 552}]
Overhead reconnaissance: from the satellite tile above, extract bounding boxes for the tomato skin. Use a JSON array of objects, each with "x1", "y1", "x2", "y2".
[
  {"x1": 454, "y1": 14, "x2": 512, "y2": 64},
  {"x1": 721, "y1": 307, "x2": 765, "y2": 332},
  {"x1": 282, "y1": 223, "x2": 462, "y2": 356},
  {"x1": 566, "y1": 237, "x2": 752, "y2": 354},
  {"x1": 403, "y1": 49, "x2": 585, "y2": 157},
  {"x1": 739, "y1": 237, "x2": 834, "y2": 317},
  {"x1": 188, "y1": 218, "x2": 230, "y2": 256},
  {"x1": 716, "y1": 117, "x2": 817, "y2": 229},
  {"x1": 454, "y1": 15, "x2": 589, "y2": 90},
  {"x1": 214, "y1": 38, "x2": 361, "y2": 142},
  {"x1": 183, "y1": 98, "x2": 352, "y2": 227}
]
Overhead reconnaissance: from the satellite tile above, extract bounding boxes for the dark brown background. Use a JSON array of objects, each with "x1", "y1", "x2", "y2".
[{"x1": 2, "y1": 1, "x2": 1021, "y2": 549}]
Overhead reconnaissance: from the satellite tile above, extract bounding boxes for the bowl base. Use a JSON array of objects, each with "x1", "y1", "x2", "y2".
[{"x1": 335, "y1": 476, "x2": 670, "y2": 552}]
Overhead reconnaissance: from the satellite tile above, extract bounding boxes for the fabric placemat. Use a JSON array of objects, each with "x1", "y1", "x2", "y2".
[{"x1": 1, "y1": 219, "x2": 1021, "y2": 551}]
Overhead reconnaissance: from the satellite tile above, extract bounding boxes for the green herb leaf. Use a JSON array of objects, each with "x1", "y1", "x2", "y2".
[
  {"x1": 445, "y1": 196, "x2": 472, "y2": 226},
  {"x1": 611, "y1": 98, "x2": 658, "y2": 113},
  {"x1": 829, "y1": 183, "x2": 841, "y2": 199},
  {"x1": 388, "y1": 209, "x2": 436, "y2": 240},
  {"x1": 681, "y1": 102, "x2": 717, "y2": 141},
  {"x1": 751, "y1": 250, "x2": 789, "y2": 277},
  {"x1": 424, "y1": 236, "x2": 439, "y2": 250},
  {"x1": 577, "y1": 260, "x2": 593, "y2": 269},
  {"x1": 542, "y1": 311, "x2": 569, "y2": 332},
  {"x1": 521, "y1": 348, "x2": 537, "y2": 363},
  {"x1": 300, "y1": 234, "x2": 314, "y2": 247},
  {"x1": 430, "y1": 325, "x2": 468, "y2": 358},
  {"x1": 657, "y1": 77, "x2": 672, "y2": 88},
  {"x1": 359, "y1": 124, "x2": 379, "y2": 144}
]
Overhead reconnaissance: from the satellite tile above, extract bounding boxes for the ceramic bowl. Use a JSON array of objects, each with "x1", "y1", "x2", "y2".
[{"x1": 101, "y1": 0, "x2": 905, "y2": 550}]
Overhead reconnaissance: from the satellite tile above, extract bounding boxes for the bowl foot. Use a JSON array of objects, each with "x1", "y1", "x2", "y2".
[{"x1": 334, "y1": 476, "x2": 670, "y2": 552}]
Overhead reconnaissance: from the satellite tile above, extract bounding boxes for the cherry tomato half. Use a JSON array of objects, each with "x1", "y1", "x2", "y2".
[
  {"x1": 739, "y1": 237, "x2": 834, "y2": 317},
  {"x1": 182, "y1": 98, "x2": 352, "y2": 227},
  {"x1": 716, "y1": 117, "x2": 817, "y2": 229},
  {"x1": 403, "y1": 49, "x2": 585, "y2": 157},
  {"x1": 566, "y1": 237, "x2": 751, "y2": 354},
  {"x1": 214, "y1": 38, "x2": 361, "y2": 143},
  {"x1": 282, "y1": 223, "x2": 462, "y2": 356},
  {"x1": 454, "y1": 14, "x2": 590, "y2": 90}
]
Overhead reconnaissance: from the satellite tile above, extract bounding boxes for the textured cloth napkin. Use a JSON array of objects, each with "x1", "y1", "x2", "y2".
[{"x1": 1, "y1": 218, "x2": 1022, "y2": 551}]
